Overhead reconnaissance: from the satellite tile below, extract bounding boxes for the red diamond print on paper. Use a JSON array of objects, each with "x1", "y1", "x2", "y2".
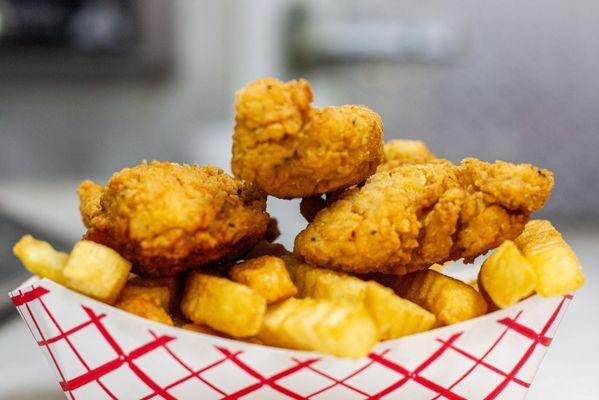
[{"x1": 10, "y1": 279, "x2": 571, "y2": 399}]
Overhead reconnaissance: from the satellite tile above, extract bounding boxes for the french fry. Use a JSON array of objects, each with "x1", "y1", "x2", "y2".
[
  {"x1": 181, "y1": 272, "x2": 266, "y2": 338},
  {"x1": 115, "y1": 294, "x2": 173, "y2": 325},
  {"x1": 127, "y1": 275, "x2": 183, "y2": 312},
  {"x1": 389, "y1": 270, "x2": 488, "y2": 325},
  {"x1": 364, "y1": 283, "x2": 437, "y2": 339},
  {"x1": 229, "y1": 256, "x2": 297, "y2": 304},
  {"x1": 13, "y1": 235, "x2": 68, "y2": 284},
  {"x1": 258, "y1": 297, "x2": 378, "y2": 358},
  {"x1": 63, "y1": 241, "x2": 131, "y2": 304},
  {"x1": 479, "y1": 241, "x2": 536, "y2": 308},
  {"x1": 284, "y1": 256, "x2": 436, "y2": 339},
  {"x1": 514, "y1": 220, "x2": 585, "y2": 297},
  {"x1": 284, "y1": 256, "x2": 365, "y2": 303},
  {"x1": 118, "y1": 284, "x2": 171, "y2": 311}
]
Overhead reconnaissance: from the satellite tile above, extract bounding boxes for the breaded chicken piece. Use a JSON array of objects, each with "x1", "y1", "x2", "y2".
[
  {"x1": 245, "y1": 240, "x2": 291, "y2": 259},
  {"x1": 294, "y1": 158, "x2": 553, "y2": 274},
  {"x1": 300, "y1": 139, "x2": 437, "y2": 222},
  {"x1": 264, "y1": 217, "x2": 281, "y2": 242},
  {"x1": 377, "y1": 139, "x2": 437, "y2": 172},
  {"x1": 299, "y1": 195, "x2": 327, "y2": 222},
  {"x1": 232, "y1": 77, "x2": 384, "y2": 198},
  {"x1": 79, "y1": 161, "x2": 269, "y2": 276}
]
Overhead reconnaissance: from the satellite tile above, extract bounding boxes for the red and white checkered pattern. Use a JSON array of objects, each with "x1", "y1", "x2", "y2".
[{"x1": 10, "y1": 278, "x2": 571, "y2": 400}]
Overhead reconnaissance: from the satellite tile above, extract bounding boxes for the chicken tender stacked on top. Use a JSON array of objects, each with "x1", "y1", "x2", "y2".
[
  {"x1": 232, "y1": 77, "x2": 384, "y2": 198},
  {"x1": 294, "y1": 158, "x2": 554, "y2": 275},
  {"x1": 79, "y1": 161, "x2": 269, "y2": 276},
  {"x1": 377, "y1": 139, "x2": 437, "y2": 172}
]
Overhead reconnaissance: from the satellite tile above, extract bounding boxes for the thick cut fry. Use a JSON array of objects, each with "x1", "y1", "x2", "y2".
[
  {"x1": 388, "y1": 270, "x2": 488, "y2": 325},
  {"x1": 364, "y1": 283, "x2": 437, "y2": 339},
  {"x1": 514, "y1": 220, "x2": 585, "y2": 297},
  {"x1": 63, "y1": 241, "x2": 131, "y2": 304},
  {"x1": 181, "y1": 272, "x2": 266, "y2": 337},
  {"x1": 115, "y1": 294, "x2": 173, "y2": 325},
  {"x1": 479, "y1": 241, "x2": 536, "y2": 308},
  {"x1": 229, "y1": 256, "x2": 297, "y2": 304},
  {"x1": 258, "y1": 297, "x2": 377, "y2": 358},
  {"x1": 285, "y1": 256, "x2": 365, "y2": 302},
  {"x1": 284, "y1": 256, "x2": 436, "y2": 339},
  {"x1": 13, "y1": 235, "x2": 69, "y2": 284},
  {"x1": 118, "y1": 284, "x2": 171, "y2": 311},
  {"x1": 127, "y1": 275, "x2": 182, "y2": 312}
]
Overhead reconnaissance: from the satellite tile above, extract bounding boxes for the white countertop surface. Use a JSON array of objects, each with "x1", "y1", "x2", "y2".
[{"x1": 0, "y1": 181, "x2": 597, "y2": 399}]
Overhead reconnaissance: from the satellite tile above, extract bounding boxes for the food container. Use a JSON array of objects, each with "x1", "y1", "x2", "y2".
[{"x1": 10, "y1": 276, "x2": 571, "y2": 400}]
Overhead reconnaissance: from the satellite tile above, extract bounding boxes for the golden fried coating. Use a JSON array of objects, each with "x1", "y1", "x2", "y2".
[
  {"x1": 300, "y1": 140, "x2": 437, "y2": 222},
  {"x1": 79, "y1": 161, "x2": 269, "y2": 276},
  {"x1": 377, "y1": 139, "x2": 437, "y2": 172},
  {"x1": 231, "y1": 77, "x2": 384, "y2": 198},
  {"x1": 294, "y1": 158, "x2": 554, "y2": 274}
]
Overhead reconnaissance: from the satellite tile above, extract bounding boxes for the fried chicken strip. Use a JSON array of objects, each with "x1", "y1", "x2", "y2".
[
  {"x1": 300, "y1": 139, "x2": 438, "y2": 222},
  {"x1": 377, "y1": 139, "x2": 437, "y2": 172},
  {"x1": 79, "y1": 161, "x2": 269, "y2": 276},
  {"x1": 294, "y1": 158, "x2": 554, "y2": 274},
  {"x1": 232, "y1": 77, "x2": 384, "y2": 199}
]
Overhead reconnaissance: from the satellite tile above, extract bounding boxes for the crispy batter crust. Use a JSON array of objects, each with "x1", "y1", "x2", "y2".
[
  {"x1": 79, "y1": 161, "x2": 269, "y2": 276},
  {"x1": 232, "y1": 77, "x2": 384, "y2": 198},
  {"x1": 294, "y1": 158, "x2": 554, "y2": 274},
  {"x1": 300, "y1": 139, "x2": 439, "y2": 222},
  {"x1": 377, "y1": 139, "x2": 437, "y2": 172}
]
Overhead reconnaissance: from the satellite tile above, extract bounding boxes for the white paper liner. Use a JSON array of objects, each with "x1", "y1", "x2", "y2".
[{"x1": 10, "y1": 277, "x2": 571, "y2": 400}]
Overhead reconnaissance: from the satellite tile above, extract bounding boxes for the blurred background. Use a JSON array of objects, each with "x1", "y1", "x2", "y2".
[{"x1": 0, "y1": 0, "x2": 597, "y2": 398}]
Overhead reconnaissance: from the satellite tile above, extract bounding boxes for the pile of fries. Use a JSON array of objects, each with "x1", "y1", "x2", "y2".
[{"x1": 13, "y1": 218, "x2": 583, "y2": 358}]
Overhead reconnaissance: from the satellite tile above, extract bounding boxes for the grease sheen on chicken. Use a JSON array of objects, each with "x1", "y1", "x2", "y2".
[
  {"x1": 294, "y1": 158, "x2": 554, "y2": 275},
  {"x1": 78, "y1": 161, "x2": 269, "y2": 276},
  {"x1": 232, "y1": 77, "x2": 384, "y2": 198}
]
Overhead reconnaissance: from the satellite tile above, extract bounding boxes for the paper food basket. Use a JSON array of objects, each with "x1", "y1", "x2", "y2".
[{"x1": 10, "y1": 275, "x2": 572, "y2": 400}]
